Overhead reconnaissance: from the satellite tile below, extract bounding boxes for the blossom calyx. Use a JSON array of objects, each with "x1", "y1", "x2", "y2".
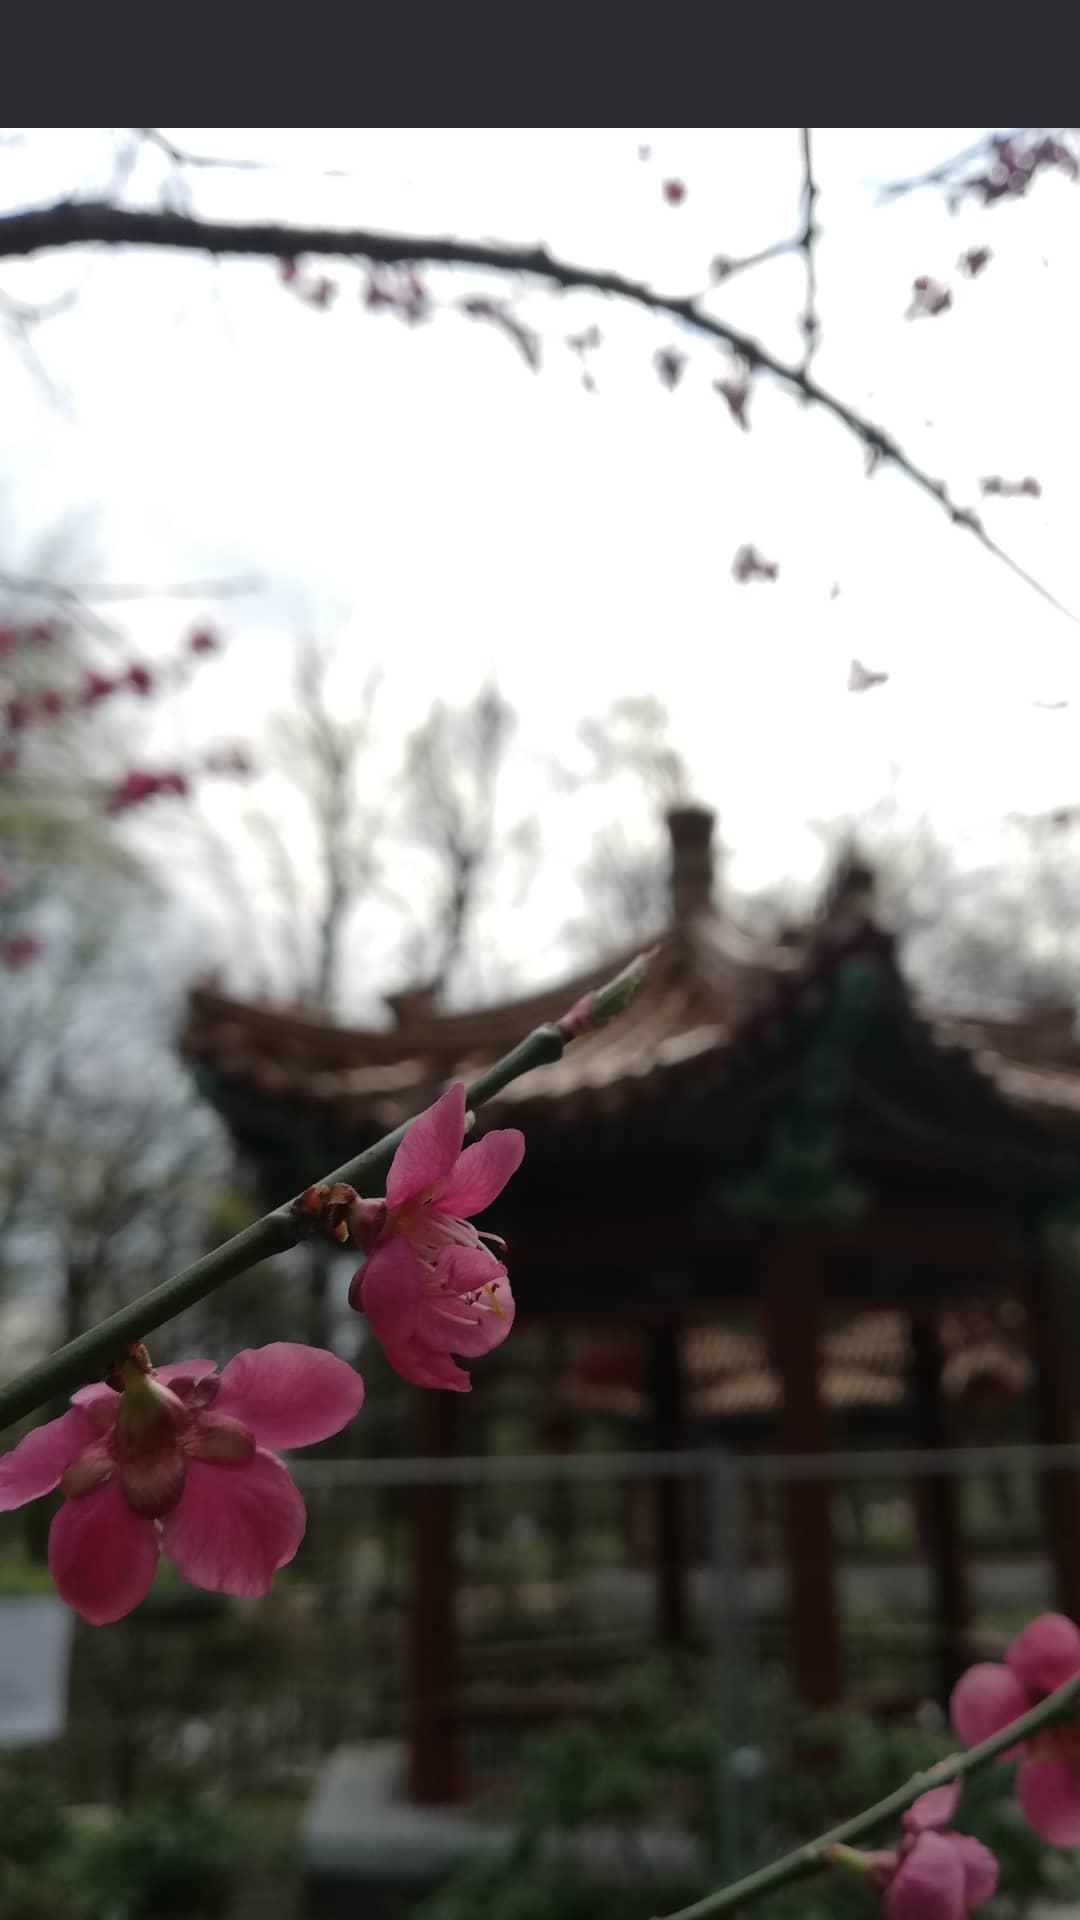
[{"x1": 292, "y1": 1181, "x2": 360, "y2": 1244}]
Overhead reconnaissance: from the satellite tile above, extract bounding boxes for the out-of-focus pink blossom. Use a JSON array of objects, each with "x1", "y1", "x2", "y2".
[
  {"x1": 38, "y1": 689, "x2": 65, "y2": 718},
  {"x1": 663, "y1": 179, "x2": 686, "y2": 205},
  {"x1": 188, "y1": 628, "x2": 218, "y2": 654},
  {"x1": 82, "y1": 671, "x2": 116, "y2": 706},
  {"x1": 348, "y1": 1082, "x2": 523, "y2": 1391},
  {"x1": 127, "y1": 663, "x2": 154, "y2": 695},
  {"x1": 104, "y1": 768, "x2": 190, "y2": 815},
  {"x1": 851, "y1": 1785, "x2": 998, "y2": 1918},
  {"x1": 0, "y1": 1344, "x2": 364, "y2": 1623},
  {"x1": 958, "y1": 247, "x2": 992, "y2": 278},
  {"x1": 951, "y1": 1612, "x2": 1080, "y2": 1845},
  {"x1": 6, "y1": 697, "x2": 30, "y2": 730},
  {"x1": 907, "y1": 276, "x2": 953, "y2": 318},
  {"x1": 1, "y1": 933, "x2": 43, "y2": 970}
]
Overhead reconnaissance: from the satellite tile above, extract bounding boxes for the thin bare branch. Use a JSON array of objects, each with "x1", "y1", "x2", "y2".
[
  {"x1": 136, "y1": 128, "x2": 361, "y2": 181},
  {"x1": 0, "y1": 570, "x2": 261, "y2": 603},
  {"x1": 0, "y1": 199, "x2": 1069, "y2": 619},
  {"x1": 798, "y1": 127, "x2": 820, "y2": 376}
]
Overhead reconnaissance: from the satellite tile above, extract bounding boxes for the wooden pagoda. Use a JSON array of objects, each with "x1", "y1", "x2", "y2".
[{"x1": 180, "y1": 807, "x2": 1080, "y2": 1802}]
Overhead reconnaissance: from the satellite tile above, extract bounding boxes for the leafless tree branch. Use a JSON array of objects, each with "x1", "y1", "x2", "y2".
[
  {"x1": 0, "y1": 569, "x2": 261, "y2": 603},
  {"x1": 798, "y1": 127, "x2": 820, "y2": 377},
  {"x1": 0, "y1": 198, "x2": 1069, "y2": 620}
]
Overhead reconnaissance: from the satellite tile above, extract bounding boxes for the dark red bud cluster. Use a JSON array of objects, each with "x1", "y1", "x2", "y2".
[
  {"x1": 655, "y1": 348, "x2": 686, "y2": 391},
  {"x1": 279, "y1": 257, "x2": 339, "y2": 310},
  {"x1": 732, "y1": 544, "x2": 779, "y2": 584},
  {"x1": 980, "y1": 475, "x2": 1041, "y2": 498},
  {"x1": 363, "y1": 265, "x2": 429, "y2": 325}
]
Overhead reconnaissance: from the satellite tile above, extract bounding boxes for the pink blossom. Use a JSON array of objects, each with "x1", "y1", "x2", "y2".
[
  {"x1": 0, "y1": 1344, "x2": 363, "y2": 1623},
  {"x1": 662, "y1": 178, "x2": 686, "y2": 205},
  {"x1": 348, "y1": 1083, "x2": 523, "y2": 1391},
  {"x1": 951, "y1": 1612, "x2": 1080, "y2": 1844},
  {"x1": 1, "y1": 932, "x2": 43, "y2": 970},
  {"x1": 81, "y1": 671, "x2": 116, "y2": 705},
  {"x1": 907, "y1": 276, "x2": 952, "y2": 319},
  {"x1": 862, "y1": 1785, "x2": 998, "y2": 1919},
  {"x1": 188, "y1": 628, "x2": 218, "y2": 654}
]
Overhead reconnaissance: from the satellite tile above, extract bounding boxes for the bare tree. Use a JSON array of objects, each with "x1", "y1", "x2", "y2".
[{"x1": 397, "y1": 682, "x2": 522, "y2": 999}]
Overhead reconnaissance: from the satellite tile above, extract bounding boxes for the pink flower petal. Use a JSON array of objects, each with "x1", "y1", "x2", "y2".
[
  {"x1": 70, "y1": 1389, "x2": 124, "y2": 1438},
  {"x1": 382, "y1": 1336, "x2": 472, "y2": 1391},
  {"x1": 437, "y1": 1244, "x2": 507, "y2": 1295},
  {"x1": 189, "y1": 1416, "x2": 255, "y2": 1464},
  {"x1": 160, "y1": 1450, "x2": 306, "y2": 1598},
  {"x1": 904, "y1": 1783, "x2": 962, "y2": 1833},
  {"x1": 71, "y1": 1383, "x2": 119, "y2": 1414},
  {"x1": 155, "y1": 1359, "x2": 217, "y2": 1389},
  {"x1": 434, "y1": 1128, "x2": 525, "y2": 1217},
  {"x1": 1008, "y1": 1613, "x2": 1080, "y2": 1695},
  {"x1": 357, "y1": 1238, "x2": 423, "y2": 1343},
  {"x1": 949, "y1": 1833, "x2": 999, "y2": 1908},
  {"x1": 950, "y1": 1662, "x2": 1028, "y2": 1749},
  {"x1": 385, "y1": 1083, "x2": 466, "y2": 1208},
  {"x1": 48, "y1": 1482, "x2": 159, "y2": 1624},
  {"x1": 426, "y1": 1298, "x2": 510, "y2": 1359},
  {"x1": 886, "y1": 1832, "x2": 966, "y2": 1920},
  {"x1": 0, "y1": 1410, "x2": 96, "y2": 1512},
  {"x1": 214, "y1": 1343, "x2": 363, "y2": 1450},
  {"x1": 1016, "y1": 1756, "x2": 1080, "y2": 1845}
]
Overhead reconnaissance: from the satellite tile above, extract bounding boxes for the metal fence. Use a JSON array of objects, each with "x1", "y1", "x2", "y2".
[{"x1": 1, "y1": 1438, "x2": 1076, "y2": 1849}]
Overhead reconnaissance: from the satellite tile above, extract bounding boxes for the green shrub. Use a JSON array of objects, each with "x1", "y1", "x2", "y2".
[{"x1": 421, "y1": 1659, "x2": 1080, "y2": 1920}]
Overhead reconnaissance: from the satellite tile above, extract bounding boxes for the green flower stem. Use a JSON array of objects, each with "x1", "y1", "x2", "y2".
[
  {"x1": 0, "y1": 953, "x2": 649, "y2": 1436},
  {"x1": 657, "y1": 1667, "x2": 1080, "y2": 1920}
]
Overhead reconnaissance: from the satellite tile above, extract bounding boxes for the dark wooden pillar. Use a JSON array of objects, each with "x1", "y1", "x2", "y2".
[
  {"x1": 765, "y1": 1237, "x2": 841, "y2": 1704},
  {"x1": 909, "y1": 1310, "x2": 972, "y2": 1698},
  {"x1": 648, "y1": 1325, "x2": 689, "y2": 1646},
  {"x1": 1026, "y1": 1248, "x2": 1080, "y2": 1621},
  {"x1": 409, "y1": 1391, "x2": 461, "y2": 1805}
]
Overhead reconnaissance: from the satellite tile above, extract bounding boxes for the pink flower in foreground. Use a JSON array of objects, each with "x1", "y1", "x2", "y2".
[
  {"x1": 348, "y1": 1082, "x2": 523, "y2": 1392},
  {"x1": 0, "y1": 1343, "x2": 363, "y2": 1624},
  {"x1": 951, "y1": 1612, "x2": 1080, "y2": 1844},
  {"x1": 861, "y1": 1785, "x2": 998, "y2": 1919}
]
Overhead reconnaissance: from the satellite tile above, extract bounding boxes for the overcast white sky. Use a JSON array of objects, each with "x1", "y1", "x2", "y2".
[{"x1": 2, "y1": 127, "x2": 1079, "y2": 1004}]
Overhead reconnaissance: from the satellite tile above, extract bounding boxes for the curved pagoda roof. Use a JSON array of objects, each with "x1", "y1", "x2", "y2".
[{"x1": 179, "y1": 808, "x2": 1080, "y2": 1208}]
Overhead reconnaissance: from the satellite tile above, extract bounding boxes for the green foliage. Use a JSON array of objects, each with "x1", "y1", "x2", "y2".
[
  {"x1": 65, "y1": 1792, "x2": 246, "y2": 1920},
  {"x1": 420, "y1": 1660, "x2": 1080, "y2": 1920},
  {"x1": 0, "y1": 1758, "x2": 251, "y2": 1920}
]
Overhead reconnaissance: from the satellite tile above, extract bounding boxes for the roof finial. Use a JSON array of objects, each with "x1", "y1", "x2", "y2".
[{"x1": 666, "y1": 804, "x2": 716, "y2": 922}]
